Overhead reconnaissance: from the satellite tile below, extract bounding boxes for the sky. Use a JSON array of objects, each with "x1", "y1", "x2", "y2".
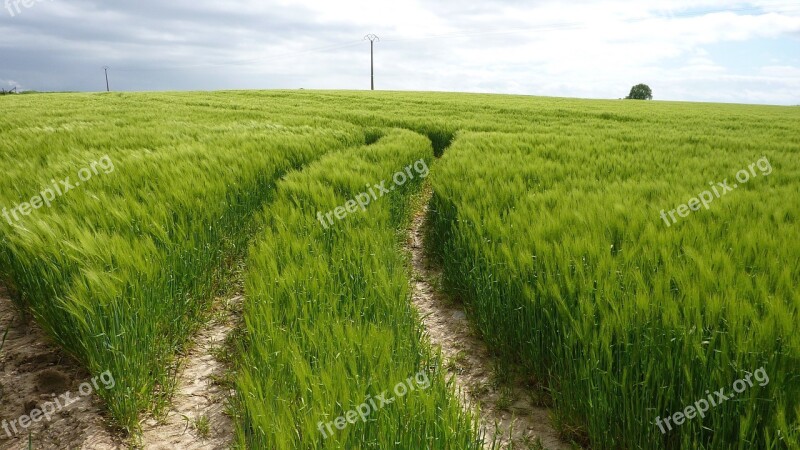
[{"x1": 1, "y1": 0, "x2": 799, "y2": 105}]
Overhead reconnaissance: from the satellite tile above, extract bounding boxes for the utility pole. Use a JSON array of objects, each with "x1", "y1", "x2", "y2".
[
  {"x1": 103, "y1": 66, "x2": 110, "y2": 92},
  {"x1": 364, "y1": 34, "x2": 379, "y2": 90}
]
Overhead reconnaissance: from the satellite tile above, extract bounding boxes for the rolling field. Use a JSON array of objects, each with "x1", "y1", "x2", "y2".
[{"x1": 0, "y1": 90, "x2": 798, "y2": 449}]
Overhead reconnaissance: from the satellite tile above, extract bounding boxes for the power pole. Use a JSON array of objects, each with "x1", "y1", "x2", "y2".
[
  {"x1": 364, "y1": 34, "x2": 379, "y2": 90},
  {"x1": 103, "y1": 66, "x2": 110, "y2": 92}
]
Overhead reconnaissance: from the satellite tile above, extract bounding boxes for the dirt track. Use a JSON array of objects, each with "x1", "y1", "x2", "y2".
[
  {"x1": 407, "y1": 205, "x2": 570, "y2": 450},
  {"x1": 0, "y1": 286, "x2": 121, "y2": 449},
  {"x1": 138, "y1": 296, "x2": 238, "y2": 450}
]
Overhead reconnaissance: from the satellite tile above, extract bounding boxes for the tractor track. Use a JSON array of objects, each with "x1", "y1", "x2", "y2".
[{"x1": 407, "y1": 203, "x2": 570, "y2": 450}]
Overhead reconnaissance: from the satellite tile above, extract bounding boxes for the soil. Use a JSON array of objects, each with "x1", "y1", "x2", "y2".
[
  {"x1": 0, "y1": 286, "x2": 123, "y2": 450},
  {"x1": 407, "y1": 206, "x2": 571, "y2": 450},
  {"x1": 137, "y1": 296, "x2": 239, "y2": 450},
  {"x1": 0, "y1": 286, "x2": 238, "y2": 450}
]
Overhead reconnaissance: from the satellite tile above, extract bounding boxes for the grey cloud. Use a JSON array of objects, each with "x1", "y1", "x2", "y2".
[{"x1": 0, "y1": 0, "x2": 798, "y2": 103}]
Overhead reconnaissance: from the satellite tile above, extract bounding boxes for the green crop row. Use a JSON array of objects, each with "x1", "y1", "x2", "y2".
[
  {"x1": 1, "y1": 90, "x2": 798, "y2": 448},
  {"x1": 428, "y1": 129, "x2": 800, "y2": 449},
  {"x1": 234, "y1": 128, "x2": 481, "y2": 449},
  {"x1": 0, "y1": 93, "x2": 366, "y2": 431}
]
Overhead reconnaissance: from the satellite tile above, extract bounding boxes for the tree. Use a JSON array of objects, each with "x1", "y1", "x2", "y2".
[{"x1": 625, "y1": 84, "x2": 653, "y2": 100}]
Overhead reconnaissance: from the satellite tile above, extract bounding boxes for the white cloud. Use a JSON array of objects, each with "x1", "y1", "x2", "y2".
[{"x1": 1, "y1": 0, "x2": 798, "y2": 103}]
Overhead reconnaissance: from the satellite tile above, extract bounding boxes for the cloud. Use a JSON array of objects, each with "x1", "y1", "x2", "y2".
[
  {"x1": 1, "y1": 79, "x2": 21, "y2": 89},
  {"x1": 0, "y1": 0, "x2": 798, "y2": 104}
]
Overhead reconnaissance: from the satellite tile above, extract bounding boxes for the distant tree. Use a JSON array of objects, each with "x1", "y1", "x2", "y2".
[{"x1": 625, "y1": 84, "x2": 653, "y2": 100}]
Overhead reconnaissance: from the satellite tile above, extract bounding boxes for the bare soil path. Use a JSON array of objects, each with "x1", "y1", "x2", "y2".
[
  {"x1": 0, "y1": 286, "x2": 122, "y2": 450},
  {"x1": 407, "y1": 205, "x2": 571, "y2": 450},
  {"x1": 137, "y1": 296, "x2": 240, "y2": 450}
]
